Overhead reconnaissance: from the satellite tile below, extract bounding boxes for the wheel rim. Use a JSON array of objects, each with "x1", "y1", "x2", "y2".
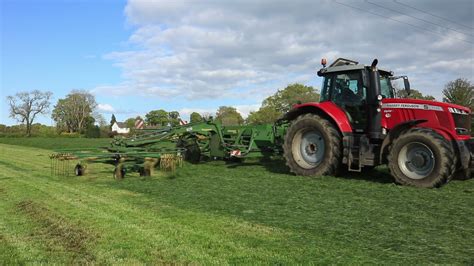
[
  {"x1": 292, "y1": 128, "x2": 325, "y2": 169},
  {"x1": 398, "y1": 142, "x2": 435, "y2": 180}
]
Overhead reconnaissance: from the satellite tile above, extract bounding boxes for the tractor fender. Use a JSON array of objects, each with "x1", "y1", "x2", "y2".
[
  {"x1": 279, "y1": 102, "x2": 353, "y2": 134},
  {"x1": 379, "y1": 119, "x2": 456, "y2": 163}
]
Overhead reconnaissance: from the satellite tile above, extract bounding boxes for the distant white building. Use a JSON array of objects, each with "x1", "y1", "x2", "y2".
[{"x1": 111, "y1": 122, "x2": 130, "y2": 134}]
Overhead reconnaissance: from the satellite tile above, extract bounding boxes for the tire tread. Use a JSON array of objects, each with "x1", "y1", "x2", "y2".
[
  {"x1": 388, "y1": 127, "x2": 455, "y2": 188},
  {"x1": 283, "y1": 113, "x2": 342, "y2": 176}
]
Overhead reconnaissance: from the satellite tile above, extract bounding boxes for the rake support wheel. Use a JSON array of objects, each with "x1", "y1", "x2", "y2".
[
  {"x1": 114, "y1": 165, "x2": 126, "y2": 180},
  {"x1": 74, "y1": 164, "x2": 84, "y2": 176},
  {"x1": 139, "y1": 167, "x2": 152, "y2": 177},
  {"x1": 177, "y1": 137, "x2": 201, "y2": 163}
]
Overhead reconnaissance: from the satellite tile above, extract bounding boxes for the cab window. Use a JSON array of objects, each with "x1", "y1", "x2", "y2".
[
  {"x1": 380, "y1": 76, "x2": 394, "y2": 98},
  {"x1": 320, "y1": 76, "x2": 332, "y2": 102},
  {"x1": 332, "y1": 72, "x2": 366, "y2": 105}
]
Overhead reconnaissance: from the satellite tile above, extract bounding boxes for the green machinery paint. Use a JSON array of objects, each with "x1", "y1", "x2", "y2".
[{"x1": 51, "y1": 119, "x2": 286, "y2": 178}]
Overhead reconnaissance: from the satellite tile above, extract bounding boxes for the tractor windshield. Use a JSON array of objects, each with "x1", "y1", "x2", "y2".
[{"x1": 380, "y1": 76, "x2": 395, "y2": 98}]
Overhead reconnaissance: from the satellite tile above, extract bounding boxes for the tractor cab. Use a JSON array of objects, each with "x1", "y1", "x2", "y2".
[{"x1": 317, "y1": 58, "x2": 408, "y2": 135}]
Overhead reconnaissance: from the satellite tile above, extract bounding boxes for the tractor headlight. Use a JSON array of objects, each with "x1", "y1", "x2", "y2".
[{"x1": 448, "y1": 107, "x2": 469, "y2": 115}]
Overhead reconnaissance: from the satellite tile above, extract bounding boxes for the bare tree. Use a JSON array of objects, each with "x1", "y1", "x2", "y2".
[
  {"x1": 6, "y1": 90, "x2": 53, "y2": 136},
  {"x1": 201, "y1": 112, "x2": 213, "y2": 121}
]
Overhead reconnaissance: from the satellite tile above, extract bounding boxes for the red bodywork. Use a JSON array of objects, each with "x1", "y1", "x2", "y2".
[
  {"x1": 381, "y1": 98, "x2": 471, "y2": 141},
  {"x1": 292, "y1": 101, "x2": 353, "y2": 132},
  {"x1": 293, "y1": 99, "x2": 471, "y2": 141}
]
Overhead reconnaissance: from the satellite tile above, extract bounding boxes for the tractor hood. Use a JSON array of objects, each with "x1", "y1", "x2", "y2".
[{"x1": 382, "y1": 98, "x2": 471, "y2": 114}]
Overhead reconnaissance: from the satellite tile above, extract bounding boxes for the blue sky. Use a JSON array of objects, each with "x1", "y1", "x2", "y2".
[
  {"x1": 1, "y1": 0, "x2": 129, "y2": 125},
  {"x1": 1, "y1": 0, "x2": 473, "y2": 126}
]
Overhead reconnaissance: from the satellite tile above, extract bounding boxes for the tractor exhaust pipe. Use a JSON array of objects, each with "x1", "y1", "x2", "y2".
[{"x1": 368, "y1": 59, "x2": 383, "y2": 139}]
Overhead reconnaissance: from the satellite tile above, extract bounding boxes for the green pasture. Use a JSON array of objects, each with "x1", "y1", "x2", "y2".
[
  {"x1": 0, "y1": 137, "x2": 111, "y2": 150},
  {"x1": 0, "y1": 138, "x2": 473, "y2": 264}
]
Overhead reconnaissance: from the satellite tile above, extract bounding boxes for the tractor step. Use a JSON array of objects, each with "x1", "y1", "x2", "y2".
[{"x1": 348, "y1": 145, "x2": 362, "y2": 172}]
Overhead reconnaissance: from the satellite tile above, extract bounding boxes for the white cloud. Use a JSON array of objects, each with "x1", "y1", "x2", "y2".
[
  {"x1": 179, "y1": 107, "x2": 216, "y2": 117},
  {"x1": 178, "y1": 103, "x2": 259, "y2": 119},
  {"x1": 235, "y1": 104, "x2": 261, "y2": 118},
  {"x1": 97, "y1": 103, "x2": 115, "y2": 113},
  {"x1": 94, "y1": 0, "x2": 473, "y2": 106}
]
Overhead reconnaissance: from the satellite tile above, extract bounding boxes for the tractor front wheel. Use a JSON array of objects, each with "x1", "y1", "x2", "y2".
[
  {"x1": 388, "y1": 128, "x2": 455, "y2": 188},
  {"x1": 283, "y1": 113, "x2": 342, "y2": 176}
]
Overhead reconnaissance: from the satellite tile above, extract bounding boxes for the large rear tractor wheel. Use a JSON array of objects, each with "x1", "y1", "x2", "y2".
[
  {"x1": 388, "y1": 128, "x2": 455, "y2": 188},
  {"x1": 283, "y1": 113, "x2": 342, "y2": 176},
  {"x1": 177, "y1": 137, "x2": 201, "y2": 163}
]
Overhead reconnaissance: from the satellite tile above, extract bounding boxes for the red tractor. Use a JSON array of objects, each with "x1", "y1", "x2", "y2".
[{"x1": 281, "y1": 58, "x2": 473, "y2": 188}]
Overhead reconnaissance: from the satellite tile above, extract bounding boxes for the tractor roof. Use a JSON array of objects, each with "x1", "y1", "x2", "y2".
[{"x1": 318, "y1": 58, "x2": 392, "y2": 76}]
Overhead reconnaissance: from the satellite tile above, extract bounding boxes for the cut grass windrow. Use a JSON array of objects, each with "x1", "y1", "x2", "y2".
[{"x1": 16, "y1": 200, "x2": 97, "y2": 262}]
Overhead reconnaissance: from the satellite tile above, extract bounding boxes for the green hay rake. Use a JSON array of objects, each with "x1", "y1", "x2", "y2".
[
  {"x1": 50, "y1": 119, "x2": 286, "y2": 179},
  {"x1": 50, "y1": 148, "x2": 184, "y2": 179}
]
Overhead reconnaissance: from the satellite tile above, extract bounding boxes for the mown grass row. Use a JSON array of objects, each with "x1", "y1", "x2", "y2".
[{"x1": 0, "y1": 141, "x2": 473, "y2": 264}]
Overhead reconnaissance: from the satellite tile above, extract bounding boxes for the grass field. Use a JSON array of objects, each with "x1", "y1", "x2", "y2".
[
  {"x1": 0, "y1": 138, "x2": 473, "y2": 264},
  {"x1": 0, "y1": 137, "x2": 111, "y2": 150}
]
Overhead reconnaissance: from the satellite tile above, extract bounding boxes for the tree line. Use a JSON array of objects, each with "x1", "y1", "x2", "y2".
[{"x1": 4, "y1": 78, "x2": 473, "y2": 137}]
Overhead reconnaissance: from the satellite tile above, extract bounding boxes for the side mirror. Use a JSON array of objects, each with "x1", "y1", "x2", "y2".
[{"x1": 403, "y1": 76, "x2": 411, "y2": 95}]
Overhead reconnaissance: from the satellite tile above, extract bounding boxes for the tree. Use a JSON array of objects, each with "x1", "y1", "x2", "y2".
[
  {"x1": 397, "y1": 89, "x2": 435, "y2": 100},
  {"x1": 202, "y1": 112, "x2": 213, "y2": 121},
  {"x1": 84, "y1": 116, "x2": 101, "y2": 138},
  {"x1": 145, "y1": 109, "x2": 169, "y2": 126},
  {"x1": 168, "y1": 111, "x2": 180, "y2": 126},
  {"x1": 110, "y1": 114, "x2": 117, "y2": 127},
  {"x1": 6, "y1": 90, "x2": 53, "y2": 136},
  {"x1": 124, "y1": 117, "x2": 136, "y2": 129},
  {"x1": 86, "y1": 125, "x2": 101, "y2": 138},
  {"x1": 94, "y1": 113, "x2": 107, "y2": 127},
  {"x1": 215, "y1": 106, "x2": 244, "y2": 125},
  {"x1": 247, "y1": 83, "x2": 319, "y2": 125},
  {"x1": 246, "y1": 105, "x2": 281, "y2": 125},
  {"x1": 442, "y1": 78, "x2": 473, "y2": 109},
  {"x1": 190, "y1": 112, "x2": 203, "y2": 123},
  {"x1": 82, "y1": 116, "x2": 96, "y2": 134},
  {"x1": 52, "y1": 90, "x2": 97, "y2": 133},
  {"x1": 263, "y1": 83, "x2": 319, "y2": 113}
]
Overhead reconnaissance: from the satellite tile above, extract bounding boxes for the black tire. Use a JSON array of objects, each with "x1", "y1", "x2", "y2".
[
  {"x1": 74, "y1": 164, "x2": 83, "y2": 176},
  {"x1": 283, "y1": 113, "x2": 342, "y2": 176},
  {"x1": 114, "y1": 166, "x2": 126, "y2": 180},
  {"x1": 388, "y1": 128, "x2": 455, "y2": 188},
  {"x1": 362, "y1": 166, "x2": 376, "y2": 173},
  {"x1": 177, "y1": 137, "x2": 201, "y2": 163},
  {"x1": 139, "y1": 167, "x2": 151, "y2": 177},
  {"x1": 452, "y1": 169, "x2": 472, "y2": 180}
]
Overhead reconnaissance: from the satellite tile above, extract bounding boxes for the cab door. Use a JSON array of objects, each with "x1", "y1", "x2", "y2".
[{"x1": 327, "y1": 71, "x2": 368, "y2": 132}]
